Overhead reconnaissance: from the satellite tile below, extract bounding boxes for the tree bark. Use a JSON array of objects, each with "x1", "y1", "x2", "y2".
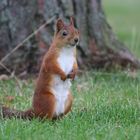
[{"x1": 0, "y1": 0, "x2": 140, "y2": 75}]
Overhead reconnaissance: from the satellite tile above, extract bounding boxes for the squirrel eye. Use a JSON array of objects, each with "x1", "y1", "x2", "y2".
[{"x1": 62, "y1": 30, "x2": 68, "y2": 36}]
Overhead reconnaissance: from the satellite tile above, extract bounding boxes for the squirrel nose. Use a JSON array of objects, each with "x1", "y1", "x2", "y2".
[{"x1": 74, "y1": 38, "x2": 78, "y2": 43}]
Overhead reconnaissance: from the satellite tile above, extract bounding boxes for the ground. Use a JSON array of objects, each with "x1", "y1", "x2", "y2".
[{"x1": 0, "y1": 0, "x2": 140, "y2": 140}]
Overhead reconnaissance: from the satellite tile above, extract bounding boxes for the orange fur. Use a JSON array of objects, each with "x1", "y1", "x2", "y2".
[
  {"x1": 64, "y1": 92, "x2": 73, "y2": 115},
  {"x1": 67, "y1": 60, "x2": 78, "y2": 80}
]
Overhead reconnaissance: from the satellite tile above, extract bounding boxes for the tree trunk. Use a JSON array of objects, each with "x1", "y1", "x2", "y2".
[{"x1": 0, "y1": 0, "x2": 140, "y2": 75}]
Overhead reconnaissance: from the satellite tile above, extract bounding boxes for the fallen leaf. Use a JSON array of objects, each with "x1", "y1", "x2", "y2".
[
  {"x1": 0, "y1": 74, "x2": 9, "y2": 81},
  {"x1": 5, "y1": 96, "x2": 15, "y2": 102}
]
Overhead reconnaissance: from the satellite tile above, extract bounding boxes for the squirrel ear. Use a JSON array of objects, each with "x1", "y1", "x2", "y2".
[
  {"x1": 56, "y1": 19, "x2": 64, "y2": 32},
  {"x1": 70, "y1": 16, "x2": 74, "y2": 26}
]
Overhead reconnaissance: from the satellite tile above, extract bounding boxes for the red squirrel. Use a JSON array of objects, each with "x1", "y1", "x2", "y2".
[{"x1": 0, "y1": 17, "x2": 79, "y2": 120}]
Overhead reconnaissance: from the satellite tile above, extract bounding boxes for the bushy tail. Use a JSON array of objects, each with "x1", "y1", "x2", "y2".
[{"x1": 0, "y1": 104, "x2": 35, "y2": 120}]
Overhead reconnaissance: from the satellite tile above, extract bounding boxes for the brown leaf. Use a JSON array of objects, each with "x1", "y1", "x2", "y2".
[
  {"x1": 0, "y1": 74, "x2": 9, "y2": 81},
  {"x1": 127, "y1": 70, "x2": 137, "y2": 78},
  {"x1": 5, "y1": 96, "x2": 15, "y2": 102},
  {"x1": 76, "y1": 82, "x2": 89, "y2": 93}
]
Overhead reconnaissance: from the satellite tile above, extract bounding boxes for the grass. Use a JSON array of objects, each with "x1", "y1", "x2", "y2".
[
  {"x1": 0, "y1": 0, "x2": 140, "y2": 140},
  {"x1": 0, "y1": 71, "x2": 140, "y2": 140}
]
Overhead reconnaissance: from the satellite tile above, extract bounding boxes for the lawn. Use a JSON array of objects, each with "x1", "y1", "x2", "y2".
[
  {"x1": 0, "y1": 0, "x2": 140, "y2": 140},
  {"x1": 103, "y1": 0, "x2": 140, "y2": 58},
  {"x1": 0, "y1": 72, "x2": 140, "y2": 140}
]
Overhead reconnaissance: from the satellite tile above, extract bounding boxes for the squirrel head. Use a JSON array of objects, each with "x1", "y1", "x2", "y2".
[{"x1": 54, "y1": 17, "x2": 79, "y2": 48}]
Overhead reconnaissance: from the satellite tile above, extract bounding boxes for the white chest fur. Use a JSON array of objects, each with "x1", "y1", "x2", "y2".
[
  {"x1": 58, "y1": 47, "x2": 75, "y2": 75},
  {"x1": 52, "y1": 46, "x2": 75, "y2": 116}
]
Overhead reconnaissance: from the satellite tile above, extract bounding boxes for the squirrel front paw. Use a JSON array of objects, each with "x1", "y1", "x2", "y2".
[
  {"x1": 67, "y1": 70, "x2": 76, "y2": 80},
  {"x1": 61, "y1": 74, "x2": 67, "y2": 81}
]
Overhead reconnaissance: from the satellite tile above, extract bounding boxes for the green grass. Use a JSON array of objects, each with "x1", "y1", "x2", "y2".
[
  {"x1": 103, "y1": 0, "x2": 140, "y2": 57},
  {"x1": 0, "y1": 72, "x2": 140, "y2": 140},
  {"x1": 0, "y1": 1, "x2": 140, "y2": 140}
]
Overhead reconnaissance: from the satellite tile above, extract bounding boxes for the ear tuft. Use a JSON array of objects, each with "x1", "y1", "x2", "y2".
[
  {"x1": 56, "y1": 19, "x2": 64, "y2": 32},
  {"x1": 70, "y1": 16, "x2": 74, "y2": 26}
]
